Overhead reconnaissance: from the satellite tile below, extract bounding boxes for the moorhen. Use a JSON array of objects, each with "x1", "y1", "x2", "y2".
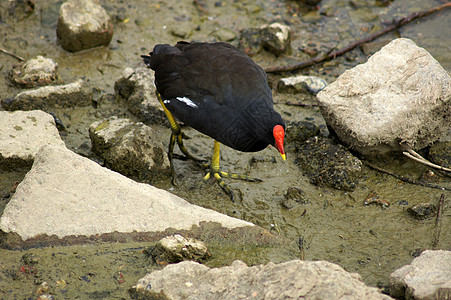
[{"x1": 142, "y1": 41, "x2": 285, "y2": 201}]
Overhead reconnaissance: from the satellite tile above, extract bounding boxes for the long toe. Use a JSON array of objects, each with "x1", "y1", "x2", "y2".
[{"x1": 203, "y1": 170, "x2": 235, "y2": 202}]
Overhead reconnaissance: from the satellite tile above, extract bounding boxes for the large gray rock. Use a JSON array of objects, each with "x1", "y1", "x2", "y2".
[
  {"x1": 89, "y1": 116, "x2": 171, "y2": 180},
  {"x1": 390, "y1": 250, "x2": 451, "y2": 300},
  {"x1": 317, "y1": 38, "x2": 451, "y2": 155},
  {"x1": 0, "y1": 110, "x2": 65, "y2": 169},
  {"x1": 2, "y1": 79, "x2": 92, "y2": 111},
  {"x1": 56, "y1": 0, "x2": 113, "y2": 52},
  {"x1": 0, "y1": 145, "x2": 253, "y2": 241},
  {"x1": 9, "y1": 56, "x2": 62, "y2": 88},
  {"x1": 114, "y1": 67, "x2": 167, "y2": 124},
  {"x1": 131, "y1": 259, "x2": 392, "y2": 300}
]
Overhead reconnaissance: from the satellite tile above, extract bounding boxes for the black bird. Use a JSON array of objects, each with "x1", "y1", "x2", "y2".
[{"x1": 142, "y1": 41, "x2": 285, "y2": 201}]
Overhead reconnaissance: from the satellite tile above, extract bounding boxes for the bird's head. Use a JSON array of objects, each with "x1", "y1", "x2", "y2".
[{"x1": 273, "y1": 124, "x2": 286, "y2": 161}]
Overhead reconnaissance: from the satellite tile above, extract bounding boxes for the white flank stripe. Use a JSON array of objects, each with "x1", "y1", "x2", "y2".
[{"x1": 176, "y1": 96, "x2": 198, "y2": 108}]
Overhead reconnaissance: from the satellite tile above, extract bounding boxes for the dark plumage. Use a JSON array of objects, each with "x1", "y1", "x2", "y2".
[
  {"x1": 141, "y1": 41, "x2": 285, "y2": 200},
  {"x1": 142, "y1": 41, "x2": 285, "y2": 154}
]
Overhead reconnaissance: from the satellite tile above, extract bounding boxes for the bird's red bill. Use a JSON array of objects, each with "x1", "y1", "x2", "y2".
[{"x1": 273, "y1": 125, "x2": 286, "y2": 160}]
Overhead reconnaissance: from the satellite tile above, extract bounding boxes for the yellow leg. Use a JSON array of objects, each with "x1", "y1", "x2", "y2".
[
  {"x1": 157, "y1": 92, "x2": 205, "y2": 185},
  {"x1": 157, "y1": 92, "x2": 261, "y2": 201},
  {"x1": 203, "y1": 140, "x2": 262, "y2": 202}
]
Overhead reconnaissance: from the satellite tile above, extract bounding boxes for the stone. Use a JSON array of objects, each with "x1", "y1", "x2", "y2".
[
  {"x1": 131, "y1": 259, "x2": 392, "y2": 299},
  {"x1": 0, "y1": 110, "x2": 65, "y2": 169},
  {"x1": 277, "y1": 75, "x2": 327, "y2": 94},
  {"x1": 114, "y1": 67, "x2": 167, "y2": 124},
  {"x1": 317, "y1": 38, "x2": 451, "y2": 156},
  {"x1": 390, "y1": 250, "x2": 451, "y2": 300},
  {"x1": 1, "y1": 79, "x2": 92, "y2": 111},
  {"x1": 407, "y1": 203, "x2": 437, "y2": 220},
  {"x1": 56, "y1": 0, "x2": 113, "y2": 52},
  {"x1": 89, "y1": 116, "x2": 171, "y2": 181},
  {"x1": 150, "y1": 234, "x2": 211, "y2": 266},
  {"x1": 295, "y1": 136, "x2": 362, "y2": 191},
  {"x1": 285, "y1": 121, "x2": 321, "y2": 144},
  {"x1": 210, "y1": 28, "x2": 236, "y2": 42},
  {"x1": 239, "y1": 22, "x2": 292, "y2": 56},
  {"x1": 0, "y1": 145, "x2": 253, "y2": 241},
  {"x1": 9, "y1": 56, "x2": 62, "y2": 88},
  {"x1": 1, "y1": 0, "x2": 35, "y2": 21}
]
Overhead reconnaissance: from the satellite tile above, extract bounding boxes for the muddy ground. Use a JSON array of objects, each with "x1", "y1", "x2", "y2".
[{"x1": 0, "y1": 0, "x2": 450, "y2": 298}]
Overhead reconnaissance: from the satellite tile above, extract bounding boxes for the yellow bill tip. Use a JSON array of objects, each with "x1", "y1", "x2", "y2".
[{"x1": 281, "y1": 153, "x2": 286, "y2": 161}]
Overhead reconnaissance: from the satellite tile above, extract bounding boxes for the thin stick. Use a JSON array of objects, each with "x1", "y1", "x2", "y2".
[
  {"x1": 432, "y1": 194, "x2": 446, "y2": 248},
  {"x1": 363, "y1": 161, "x2": 451, "y2": 191},
  {"x1": 265, "y1": 3, "x2": 451, "y2": 73},
  {"x1": 0, "y1": 48, "x2": 25, "y2": 61},
  {"x1": 403, "y1": 149, "x2": 451, "y2": 172}
]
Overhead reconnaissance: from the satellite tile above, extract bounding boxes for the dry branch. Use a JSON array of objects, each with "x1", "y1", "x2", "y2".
[{"x1": 265, "y1": 3, "x2": 451, "y2": 73}]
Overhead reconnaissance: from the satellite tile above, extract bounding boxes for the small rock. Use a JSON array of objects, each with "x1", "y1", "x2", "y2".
[
  {"x1": 4, "y1": 0, "x2": 35, "y2": 21},
  {"x1": 317, "y1": 38, "x2": 451, "y2": 156},
  {"x1": 390, "y1": 250, "x2": 451, "y2": 300},
  {"x1": 239, "y1": 22, "x2": 291, "y2": 56},
  {"x1": 9, "y1": 56, "x2": 62, "y2": 88},
  {"x1": 0, "y1": 110, "x2": 65, "y2": 169},
  {"x1": 364, "y1": 192, "x2": 390, "y2": 208},
  {"x1": 285, "y1": 121, "x2": 321, "y2": 144},
  {"x1": 418, "y1": 170, "x2": 439, "y2": 183},
  {"x1": 114, "y1": 67, "x2": 167, "y2": 125},
  {"x1": 170, "y1": 26, "x2": 191, "y2": 39},
  {"x1": 407, "y1": 203, "x2": 436, "y2": 220},
  {"x1": 36, "y1": 281, "x2": 50, "y2": 295},
  {"x1": 89, "y1": 116, "x2": 171, "y2": 181},
  {"x1": 295, "y1": 136, "x2": 362, "y2": 191},
  {"x1": 56, "y1": 0, "x2": 114, "y2": 52},
  {"x1": 210, "y1": 27, "x2": 236, "y2": 42},
  {"x1": 277, "y1": 75, "x2": 327, "y2": 94},
  {"x1": 21, "y1": 253, "x2": 39, "y2": 266},
  {"x1": 2, "y1": 79, "x2": 92, "y2": 111},
  {"x1": 132, "y1": 259, "x2": 392, "y2": 299},
  {"x1": 150, "y1": 234, "x2": 211, "y2": 266}
]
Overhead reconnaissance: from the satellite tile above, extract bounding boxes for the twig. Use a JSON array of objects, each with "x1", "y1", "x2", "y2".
[
  {"x1": 193, "y1": 0, "x2": 208, "y2": 15},
  {"x1": 0, "y1": 48, "x2": 25, "y2": 61},
  {"x1": 363, "y1": 161, "x2": 451, "y2": 191},
  {"x1": 432, "y1": 194, "x2": 446, "y2": 248},
  {"x1": 265, "y1": 2, "x2": 451, "y2": 73},
  {"x1": 403, "y1": 148, "x2": 451, "y2": 172}
]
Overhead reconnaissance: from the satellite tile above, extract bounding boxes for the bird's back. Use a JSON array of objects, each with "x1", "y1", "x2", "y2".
[{"x1": 144, "y1": 42, "x2": 284, "y2": 152}]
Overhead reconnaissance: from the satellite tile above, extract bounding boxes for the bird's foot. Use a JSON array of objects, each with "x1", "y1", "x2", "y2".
[
  {"x1": 168, "y1": 131, "x2": 207, "y2": 186},
  {"x1": 203, "y1": 168, "x2": 262, "y2": 202}
]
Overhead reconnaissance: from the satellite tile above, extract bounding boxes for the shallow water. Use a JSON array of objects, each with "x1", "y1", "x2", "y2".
[{"x1": 0, "y1": 0, "x2": 450, "y2": 298}]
